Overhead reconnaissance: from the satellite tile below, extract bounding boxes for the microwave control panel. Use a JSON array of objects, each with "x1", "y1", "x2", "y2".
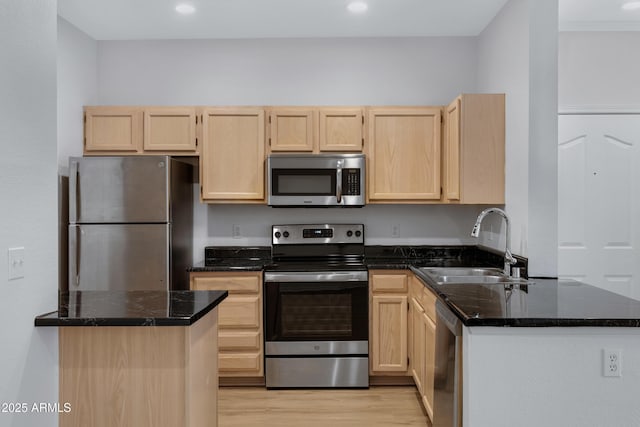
[{"x1": 343, "y1": 169, "x2": 361, "y2": 196}]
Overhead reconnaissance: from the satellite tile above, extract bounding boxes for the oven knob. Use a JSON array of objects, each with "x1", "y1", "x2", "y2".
[
  {"x1": 355, "y1": 230, "x2": 362, "y2": 237},
  {"x1": 283, "y1": 231, "x2": 290, "y2": 238},
  {"x1": 346, "y1": 230, "x2": 353, "y2": 237},
  {"x1": 275, "y1": 232, "x2": 281, "y2": 238}
]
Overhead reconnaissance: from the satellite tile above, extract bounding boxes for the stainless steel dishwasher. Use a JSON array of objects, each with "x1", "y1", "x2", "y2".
[{"x1": 433, "y1": 300, "x2": 463, "y2": 427}]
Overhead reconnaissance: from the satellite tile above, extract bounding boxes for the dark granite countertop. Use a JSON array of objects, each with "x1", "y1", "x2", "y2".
[
  {"x1": 190, "y1": 246, "x2": 271, "y2": 272},
  {"x1": 189, "y1": 260, "x2": 268, "y2": 272},
  {"x1": 410, "y1": 267, "x2": 640, "y2": 327},
  {"x1": 185, "y1": 244, "x2": 640, "y2": 327},
  {"x1": 34, "y1": 290, "x2": 228, "y2": 327}
]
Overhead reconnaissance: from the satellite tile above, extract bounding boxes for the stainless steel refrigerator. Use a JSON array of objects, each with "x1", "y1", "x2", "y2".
[{"x1": 68, "y1": 156, "x2": 193, "y2": 291}]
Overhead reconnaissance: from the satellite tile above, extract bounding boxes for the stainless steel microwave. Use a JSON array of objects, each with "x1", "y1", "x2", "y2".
[{"x1": 267, "y1": 154, "x2": 365, "y2": 207}]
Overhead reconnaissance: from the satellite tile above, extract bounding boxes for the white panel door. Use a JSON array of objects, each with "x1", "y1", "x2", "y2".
[{"x1": 558, "y1": 115, "x2": 640, "y2": 300}]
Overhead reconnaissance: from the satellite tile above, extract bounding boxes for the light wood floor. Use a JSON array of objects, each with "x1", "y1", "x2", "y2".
[{"x1": 218, "y1": 386, "x2": 431, "y2": 427}]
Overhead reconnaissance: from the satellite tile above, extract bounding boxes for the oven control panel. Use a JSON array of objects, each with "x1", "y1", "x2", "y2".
[{"x1": 272, "y1": 224, "x2": 364, "y2": 245}]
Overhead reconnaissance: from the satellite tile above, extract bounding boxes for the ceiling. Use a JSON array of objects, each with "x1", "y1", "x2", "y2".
[{"x1": 58, "y1": 0, "x2": 640, "y2": 41}]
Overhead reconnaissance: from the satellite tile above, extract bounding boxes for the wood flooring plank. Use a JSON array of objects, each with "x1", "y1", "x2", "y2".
[{"x1": 218, "y1": 386, "x2": 431, "y2": 427}]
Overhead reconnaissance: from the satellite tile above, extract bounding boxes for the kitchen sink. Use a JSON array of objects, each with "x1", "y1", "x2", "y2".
[{"x1": 415, "y1": 267, "x2": 532, "y2": 285}]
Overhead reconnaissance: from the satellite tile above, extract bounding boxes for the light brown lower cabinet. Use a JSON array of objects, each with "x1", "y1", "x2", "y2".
[
  {"x1": 190, "y1": 271, "x2": 263, "y2": 379},
  {"x1": 59, "y1": 308, "x2": 218, "y2": 427},
  {"x1": 409, "y1": 273, "x2": 437, "y2": 421},
  {"x1": 369, "y1": 270, "x2": 410, "y2": 376}
]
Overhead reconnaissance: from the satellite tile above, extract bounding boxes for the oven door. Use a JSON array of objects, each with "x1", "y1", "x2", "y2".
[
  {"x1": 264, "y1": 271, "x2": 368, "y2": 346},
  {"x1": 264, "y1": 271, "x2": 369, "y2": 388}
]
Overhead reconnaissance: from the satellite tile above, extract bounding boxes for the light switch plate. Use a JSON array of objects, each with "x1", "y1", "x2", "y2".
[{"x1": 8, "y1": 247, "x2": 25, "y2": 280}]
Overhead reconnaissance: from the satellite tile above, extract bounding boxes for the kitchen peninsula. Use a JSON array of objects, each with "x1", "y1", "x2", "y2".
[{"x1": 35, "y1": 290, "x2": 227, "y2": 427}]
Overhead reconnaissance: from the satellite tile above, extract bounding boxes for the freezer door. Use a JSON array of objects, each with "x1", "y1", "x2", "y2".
[
  {"x1": 69, "y1": 156, "x2": 169, "y2": 223},
  {"x1": 69, "y1": 224, "x2": 170, "y2": 291}
]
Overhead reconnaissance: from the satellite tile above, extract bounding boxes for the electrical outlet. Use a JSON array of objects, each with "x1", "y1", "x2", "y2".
[
  {"x1": 603, "y1": 349, "x2": 622, "y2": 377},
  {"x1": 8, "y1": 247, "x2": 25, "y2": 280},
  {"x1": 391, "y1": 224, "x2": 400, "y2": 238},
  {"x1": 232, "y1": 224, "x2": 241, "y2": 239}
]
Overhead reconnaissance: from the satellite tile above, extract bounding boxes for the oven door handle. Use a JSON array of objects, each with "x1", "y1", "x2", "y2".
[
  {"x1": 336, "y1": 167, "x2": 342, "y2": 204},
  {"x1": 264, "y1": 271, "x2": 368, "y2": 283}
]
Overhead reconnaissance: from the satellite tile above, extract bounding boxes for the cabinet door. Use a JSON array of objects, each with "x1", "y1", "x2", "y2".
[
  {"x1": 367, "y1": 108, "x2": 442, "y2": 201},
  {"x1": 143, "y1": 107, "x2": 197, "y2": 152},
  {"x1": 84, "y1": 107, "x2": 142, "y2": 153},
  {"x1": 371, "y1": 295, "x2": 408, "y2": 372},
  {"x1": 444, "y1": 97, "x2": 461, "y2": 201},
  {"x1": 411, "y1": 297, "x2": 425, "y2": 394},
  {"x1": 423, "y1": 313, "x2": 436, "y2": 420},
  {"x1": 319, "y1": 108, "x2": 363, "y2": 152},
  {"x1": 201, "y1": 108, "x2": 265, "y2": 201},
  {"x1": 269, "y1": 108, "x2": 315, "y2": 152},
  {"x1": 445, "y1": 94, "x2": 505, "y2": 204}
]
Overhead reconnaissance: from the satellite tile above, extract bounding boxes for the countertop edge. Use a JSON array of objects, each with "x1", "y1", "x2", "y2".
[{"x1": 34, "y1": 290, "x2": 228, "y2": 327}]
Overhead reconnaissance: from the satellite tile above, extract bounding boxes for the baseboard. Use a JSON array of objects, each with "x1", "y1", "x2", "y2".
[
  {"x1": 369, "y1": 375, "x2": 415, "y2": 386},
  {"x1": 220, "y1": 376, "x2": 266, "y2": 387}
]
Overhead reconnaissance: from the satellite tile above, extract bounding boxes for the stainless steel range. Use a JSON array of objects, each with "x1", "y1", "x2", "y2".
[{"x1": 264, "y1": 224, "x2": 369, "y2": 388}]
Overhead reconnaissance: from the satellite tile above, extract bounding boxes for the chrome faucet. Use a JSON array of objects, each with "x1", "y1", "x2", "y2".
[{"x1": 471, "y1": 207, "x2": 517, "y2": 276}]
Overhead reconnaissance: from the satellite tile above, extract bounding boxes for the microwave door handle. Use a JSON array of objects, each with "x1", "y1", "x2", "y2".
[{"x1": 336, "y1": 167, "x2": 342, "y2": 204}]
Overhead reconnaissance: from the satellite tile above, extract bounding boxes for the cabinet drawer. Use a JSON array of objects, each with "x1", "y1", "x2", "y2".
[
  {"x1": 371, "y1": 273, "x2": 408, "y2": 293},
  {"x1": 219, "y1": 353, "x2": 262, "y2": 375},
  {"x1": 219, "y1": 295, "x2": 261, "y2": 329},
  {"x1": 409, "y1": 274, "x2": 424, "y2": 298},
  {"x1": 219, "y1": 330, "x2": 261, "y2": 351},
  {"x1": 421, "y1": 287, "x2": 437, "y2": 323},
  {"x1": 191, "y1": 274, "x2": 260, "y2": 293}
]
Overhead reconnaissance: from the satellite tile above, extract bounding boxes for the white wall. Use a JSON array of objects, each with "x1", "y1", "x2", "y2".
[
  {"x1": 475, "y1": 0, "x2": 558, "y2": 276},
  {"x1": 95, "y1": 37, "x2": 493, "y2": 257},
  {"x1": 194, "y1": 203, "x2": 485, "y2": 262},
  {"x1": 476, "y1": 0, "x2": 530, "y2": 258},
  {"x1": 464, "y1": 326, "x2": 640, "y2": 426},
  {"x1": 559, "y1": 32, "x2": 640, "y2": 110},
  {"x1": 57, "y1": 17, "x2": 98, "y2": 174},
  {"x1": 96, "y1": 37, "x2": 478, "y2": 106},
  {"x1": 0, "y1": 1, "x2": 59, "y2": 426}
]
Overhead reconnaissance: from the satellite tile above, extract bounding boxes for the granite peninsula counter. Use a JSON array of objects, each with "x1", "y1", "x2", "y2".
[
  {"x1": 35, "y1": 290, "x2": 228, "y2": 427},
  {"x1": 405, "y1": 270, "x2": 640, "y2": 427}
]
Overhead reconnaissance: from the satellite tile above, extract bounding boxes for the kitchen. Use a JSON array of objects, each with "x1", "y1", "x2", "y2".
[{"x1": 3, "y1": 0, "x2": 640, "y2": 426}]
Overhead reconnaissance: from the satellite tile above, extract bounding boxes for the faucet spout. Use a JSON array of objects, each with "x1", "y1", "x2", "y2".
[{"x1": 470, "y1": 207, "x2": 517, "y2": 276}]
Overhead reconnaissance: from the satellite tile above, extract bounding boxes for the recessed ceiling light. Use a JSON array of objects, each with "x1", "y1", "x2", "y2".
[
  {"x1": 622, "y1": 1, "x2": 640, "y2": 11},
  {"x1": 175, "y1": 3, "x2": 196, "y2": 15},
  {"x1": 347, "y1": 1, "x2": 368, "y2": 14}
]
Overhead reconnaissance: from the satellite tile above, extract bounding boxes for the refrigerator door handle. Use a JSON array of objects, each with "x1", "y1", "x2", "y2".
[
  {"x1": 68, "y1": 226, "x2": 80, "y2": 288},
  {"x1": 69, "y1": 159, "x2": 79, "y2": 223}
]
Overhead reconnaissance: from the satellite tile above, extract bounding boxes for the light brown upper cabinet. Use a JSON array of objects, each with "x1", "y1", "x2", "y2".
[
  {"x1": 268, "y1": 108, "x2": 315, "y2": 152},
  {"x1": 84, "y1": 107, "x2": 143, "y2": 153},
  {"x1": 268, "y1": 107, "x2": 364, "y2": 153},
  {"x1": 84, "y1": 106, "x2": 198, "y2": 155},
  {"x1": 366, "y1": 107, "x2": 442, "y2": 202},
  {"x1": 319, "y1": 108, "x2": 364, "y2": 152},
  {"x1": 443, "y1": 94, "x2": 505, "y2": 204},
  {"x1": 200, "y1": 107, "x2": 266, "y2": 203},
  {"x1": 143, "y1": 107, "x2": 197, "y2": 152}
]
